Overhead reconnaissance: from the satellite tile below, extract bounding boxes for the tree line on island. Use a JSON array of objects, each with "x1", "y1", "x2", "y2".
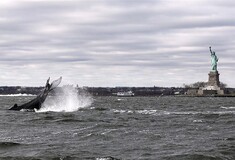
[{"x1": 183, "y1": 81, "x2": 227, "y2": 89}]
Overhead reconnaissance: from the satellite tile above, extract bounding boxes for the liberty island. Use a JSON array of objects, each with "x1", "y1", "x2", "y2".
[{"x1": 197, "y1": 46, "x2": 224, "y2": 95}]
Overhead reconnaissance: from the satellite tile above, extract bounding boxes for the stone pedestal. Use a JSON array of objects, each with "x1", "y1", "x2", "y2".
[
  {"x1": 198, "y1": 71, "x2": 224, "y2": 95},
  {"x1": 207, "y1": 71, "x2": 220, "y2": 87}
]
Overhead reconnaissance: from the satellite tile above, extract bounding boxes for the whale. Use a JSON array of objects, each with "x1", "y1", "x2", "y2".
[{"x1": 9, "y1": 77, "x2": 62, "y2": 111}]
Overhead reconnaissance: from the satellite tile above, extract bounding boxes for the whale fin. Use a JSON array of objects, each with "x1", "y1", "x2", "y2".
[
  {"x1": 49, "y1": 76, "x2": 62, "y2": 91},
  {"x1": 9, "y1": 77, "x2": 62, "y2": 111},
  {"x1": 9, "y1": 104, "x2": 18, "y2": 110}
]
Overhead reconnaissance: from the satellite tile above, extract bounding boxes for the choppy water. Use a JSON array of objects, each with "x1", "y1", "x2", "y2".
[{"x1": 0, "y1": 96, "x2": 234, "y2": 160}]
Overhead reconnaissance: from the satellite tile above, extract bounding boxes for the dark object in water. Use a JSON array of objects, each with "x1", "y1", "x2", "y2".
[{"x1": 9, "y1": 77, "x2": 62, "y2": 111}]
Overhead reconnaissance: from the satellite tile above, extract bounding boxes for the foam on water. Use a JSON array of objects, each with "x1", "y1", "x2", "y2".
[
  {"x1": 220, "y1": 106, "x2": 235, "y2": 109},
  {"x1": 112, "y1": 109, "x2": 235, "y2": 115},
  {"x1": 37, "y1": 87, "x2": 93, "y2": 112},
  {"x1": 0, "y1": 93, "x2": 36, "y2": 97}
]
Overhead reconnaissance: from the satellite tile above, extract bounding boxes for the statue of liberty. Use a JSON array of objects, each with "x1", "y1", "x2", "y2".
[{"x1": 209, "y1": 46, "x2": 218, "y2": 71}]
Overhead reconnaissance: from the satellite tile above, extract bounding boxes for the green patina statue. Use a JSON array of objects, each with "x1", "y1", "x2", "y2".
[{"x1": 209, "y1": 46, "x2": 218, "y2": 71}]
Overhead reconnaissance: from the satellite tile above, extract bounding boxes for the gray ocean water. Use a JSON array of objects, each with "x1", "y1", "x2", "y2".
[{"x1": 0, "y1": 96, "x2": 234, "y2": 160}]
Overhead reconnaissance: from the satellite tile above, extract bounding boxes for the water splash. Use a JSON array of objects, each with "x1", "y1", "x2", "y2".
[{"x1": 37, "y1": 86, "x2": 93, "y2": 112}]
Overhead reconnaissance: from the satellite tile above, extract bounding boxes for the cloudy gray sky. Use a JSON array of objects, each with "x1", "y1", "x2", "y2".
[{"x1": 0, "y1": 0, "x2": 235, "y2": 87}]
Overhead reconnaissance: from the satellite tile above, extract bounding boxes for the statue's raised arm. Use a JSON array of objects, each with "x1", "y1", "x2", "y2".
[{"x1": 209, "y1": 46, "x2": 212, "y2": 54}]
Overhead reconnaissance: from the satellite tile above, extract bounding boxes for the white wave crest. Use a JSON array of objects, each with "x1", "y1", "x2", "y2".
[
  {"x1": 0, "y1": 93, "x2": 36, "y2": 97},
  {"x1": 37, "y1": 87, "x2": 93, "y2": 112},
  {"x1": 220, "y1": 106, "x2": 235, "y2": 109},
  {"x1": 111, "y1": 109, "x2": 235, "y2": 116}
]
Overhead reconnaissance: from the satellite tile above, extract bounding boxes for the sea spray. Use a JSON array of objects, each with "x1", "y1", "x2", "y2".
[{"x1": 37, "y1": 86, "x2": 93, "y2": 112}]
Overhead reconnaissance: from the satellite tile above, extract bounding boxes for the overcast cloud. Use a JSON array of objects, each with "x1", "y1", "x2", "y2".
[{"x1": 0, "y1": 0, "x2": 235, "y2": 87}]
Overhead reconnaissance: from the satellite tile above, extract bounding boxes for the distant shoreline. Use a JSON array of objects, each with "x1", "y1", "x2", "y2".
[
  {"x1": 178, "y1": 94, "x2": 235, "y2": 97},
  {"x1": 1, "y1": 86, "x2": 235, "y2": 97}
]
